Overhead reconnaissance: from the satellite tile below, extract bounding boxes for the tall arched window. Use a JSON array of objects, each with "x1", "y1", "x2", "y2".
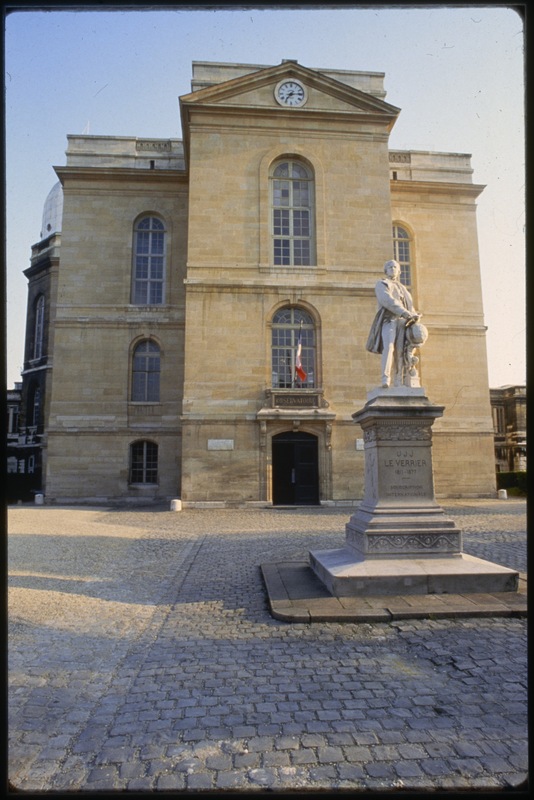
[
  {"x1": 132, "y1": 216, "x2": 166, "y2": 305},
  {"x1": 33, "y1": 295, "x2": 45, "y2": 360},
  {"x1": 131, "y1": 340, "x2": 160, "y2": 402},
  {"x1": 31, "y1": 386, "x2": 41, "y2": 428},
  {"x1": 129, "y1": 440, "x2": 158, "y2": 484},
  {"x1": 271, "y1": 160, "x2": 314, "y2": 266},
  {"x1": 392, "y1": 224, "x2": 412, "y2": 288},
  {"x1": 272, "y1": 308, "x2": 316, "y2": 388}
]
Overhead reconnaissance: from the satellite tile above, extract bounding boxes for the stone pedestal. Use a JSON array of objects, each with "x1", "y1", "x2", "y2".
[{"x1": 310, "y1": 388, "x2": 519, "y2": 597}]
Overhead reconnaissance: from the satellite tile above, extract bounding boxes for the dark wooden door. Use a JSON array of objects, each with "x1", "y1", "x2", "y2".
[{"x1": 272, "y1": 432, "x2": 319, "y2": 505}]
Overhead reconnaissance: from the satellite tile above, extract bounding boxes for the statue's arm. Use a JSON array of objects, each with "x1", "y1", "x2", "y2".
[{"x1": 375, "y1": 281, "x2": 413, "y2": 318}]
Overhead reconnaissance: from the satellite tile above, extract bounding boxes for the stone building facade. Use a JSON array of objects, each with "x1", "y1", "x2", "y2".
[
  {"x1": 20, "y1": 60, "x2": 497, "y2": 505},
  {"x1": 490, "y1": 385, "x2": 527, "y2": 472}
]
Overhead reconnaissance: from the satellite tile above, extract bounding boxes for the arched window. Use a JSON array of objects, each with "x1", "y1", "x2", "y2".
[
  {"x1": 129, "y1": 440, "x2": 158, "y2": 484},
  {"x1": 271, "y1": 160, "x2": 314, "y2": 266},
  {"x1": 131, "y1": 340, "x2": 160, "y2": 402},
  {"x1": 132, "y1": 216, "x2": 166, "y2": 305},
  {"x1": 33, "y1": 295, "x2": 45, "y2": 360},
  {"x1": 31, "y1": 386, "x2": 41, "y2": 428},
  {"x1": 392, "y1": 224, "x2": 412, "y2": 288},
  {"x1": 272, "y1": 307, "x2": 316, "y2": 388}
]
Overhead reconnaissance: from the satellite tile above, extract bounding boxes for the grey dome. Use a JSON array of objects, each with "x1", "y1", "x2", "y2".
[{"x1": 40, "y1": 181, "x2": 63, "y2": 239}]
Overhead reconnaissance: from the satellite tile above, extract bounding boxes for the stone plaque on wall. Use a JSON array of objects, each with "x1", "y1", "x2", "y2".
[
  {"x1": 273, "y1": 394, "x2": 317, "y2": 408},
  {"x1": 207, "y1": 439, "x2": 234, "y2": 451}
]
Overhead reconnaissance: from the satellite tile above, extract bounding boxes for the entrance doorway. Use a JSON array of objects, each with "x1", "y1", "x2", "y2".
[{"x1": 272, "y1": 431, "x2": 319, "y2": 505}]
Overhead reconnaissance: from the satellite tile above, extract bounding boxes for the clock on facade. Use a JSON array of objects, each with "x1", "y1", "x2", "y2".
[{"x1": 274, "y1": 79, "x2": 307, "y2": 107}]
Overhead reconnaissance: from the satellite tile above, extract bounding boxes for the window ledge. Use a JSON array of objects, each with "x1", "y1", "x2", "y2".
[
  {"x1": 127, "y1": 304, "x2": 167, "y2": 311},
  {"x1": 258, "y1": 264, "x2": 325, "y2": 274}
]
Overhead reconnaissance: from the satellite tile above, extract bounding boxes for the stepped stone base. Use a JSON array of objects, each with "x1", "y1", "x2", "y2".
[
  {"x1": 261, "y1": 561, "x2": 526, "y2": 624},
  {"x1": 309, "y1": 548, "x2": 519, "y2": 597},
  {"x1": 345, "y1": 501, "x2": 462, "y2": 557}
]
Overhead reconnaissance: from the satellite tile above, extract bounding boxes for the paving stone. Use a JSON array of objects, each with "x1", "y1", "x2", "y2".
[
  {"x1": 262, "y1": 750, "x2": 291, "y2": 767},
  {"x1": 394, "y1": 760, "x2": 425, "y2": 778},
  {"x1": 317, "y1": 745, "x2": 345, "y2": 763},
  {"x1": 248, "y1": 767, "x2": 279, "y2": 785},
  {"x1": 274, "y1": 735, "x2": 300, "y2": 750},
  {"x1": 309, "y1": 765, "x2": 337, "y2": 781},
  {"x1": 365, "y1": 761, "x2": 397, "y2": 778},
  {"x1": 420, "y1": 757, "x2": 452, "y2": 776},
  {"x1": 156, "y1": 773, "x2": 186, "y2": 790},
  {"x1": 186, "y1": 772, "x2": 214, "y2": 789},
  {"x1": 337, "y1": 763, "x2": 366, "y2": 781},
  {"x1": 291, "y1": 748, "x2": 317, "y2": 765},
  {"x1": 216, "y1": 770, "x2": 249, "y2": 789},
  {"x1": 234, "y1": 752, "x2": 260, "y2": 768}
]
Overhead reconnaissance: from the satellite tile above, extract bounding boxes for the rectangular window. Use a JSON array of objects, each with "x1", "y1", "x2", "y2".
[
  {"x1": 273, "y1": 239, "x2": 291, "y2": 265},
  {"x1": 130, "y1": 441, "x2": 158, "y2": 484},
  {"x1": 292, "y1": 182, "x2": 309, "y2": 207},
  {"x1": 273, "y1": 181, "x2": 290, "y2": 207},
  {"x1": 293, "y1": 240, "x2": 310, "y2": 266},
  {"x1": 273, "y1": 209, "x2": 290, "y2": 236},
  {"x1": 272, "y1": 349, "x2": 293, "y2": 388},
  {"x1": 292, "y1": 210, "x2": 309, "y2": 237},
  {"x1": 149, "y1": 282, "x2": 163, "y2": 305}
]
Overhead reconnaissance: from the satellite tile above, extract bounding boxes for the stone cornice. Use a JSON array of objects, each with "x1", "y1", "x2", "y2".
[
  {"x1": 390, "y1": 179, "x2": 485, "y2": 199},
  {"x1": 183, "y1": 279, "x2": 375, "y2": 296},
  {"x1": 54, "y1": 166, "x2": 188, "y2": 185}
]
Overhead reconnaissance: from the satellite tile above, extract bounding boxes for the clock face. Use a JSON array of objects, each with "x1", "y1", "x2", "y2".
[{"x1": 275, "y1": 80, "x2": 307, "y2": 107}]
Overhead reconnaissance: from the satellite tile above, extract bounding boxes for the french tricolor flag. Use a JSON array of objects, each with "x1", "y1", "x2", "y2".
[{"x1": 295, "y1": 329, "x2": 307, "y2": 382}]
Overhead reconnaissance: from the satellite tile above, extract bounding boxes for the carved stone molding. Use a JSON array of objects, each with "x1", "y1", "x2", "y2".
[
  {"x1": 259, "y1": 421, "x2": 267, "y2": 448},
  {"x1": 363, "y1": 422, "x2": 432, "y2": 442},
  {"x1": 136, "y1": 139, "x2": 172, "y2": 152},
  {"x1": 367, "y1": 533, "x2": 461, "y2": 553},
  {"x1": 389, "y1": 152, "x2": 411, "y2": 164}
]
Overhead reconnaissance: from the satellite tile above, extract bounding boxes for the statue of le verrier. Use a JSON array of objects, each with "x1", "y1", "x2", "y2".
[{"x1": 366, "y1": 259, "x2": 428, "y2": 388}]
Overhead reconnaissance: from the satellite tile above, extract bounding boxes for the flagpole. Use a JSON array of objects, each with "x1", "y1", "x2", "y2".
[
  {"x1": 293, "y1": 322, "x2": 302, "y2": 385},
  {"x1": 295, "y1": 321, "x2": 307, "y2": 385}
]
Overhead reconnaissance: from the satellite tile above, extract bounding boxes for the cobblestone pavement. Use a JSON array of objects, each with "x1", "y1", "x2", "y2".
[{"x1": 7, "y1": 499, "x2": 528, "y2": 792}]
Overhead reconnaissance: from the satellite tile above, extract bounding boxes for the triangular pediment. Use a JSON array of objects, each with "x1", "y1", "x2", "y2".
[{"x1": 180, "y1": 61, "x2": 400, "y2": 121}]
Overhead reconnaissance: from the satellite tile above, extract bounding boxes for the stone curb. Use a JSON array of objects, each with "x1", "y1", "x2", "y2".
[{"x1": 261, "y1": 562, "x2": 527, "y2": 624}]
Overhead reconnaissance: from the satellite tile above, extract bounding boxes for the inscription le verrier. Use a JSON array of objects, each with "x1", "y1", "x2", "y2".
[{"x1": 383, "y1": 449, "x2": 427, "y2": 498}]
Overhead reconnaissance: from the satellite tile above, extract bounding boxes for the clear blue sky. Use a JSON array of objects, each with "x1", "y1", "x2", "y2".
[{"x1": 4, "y1": 4, "x2": 525, "y2": 388}]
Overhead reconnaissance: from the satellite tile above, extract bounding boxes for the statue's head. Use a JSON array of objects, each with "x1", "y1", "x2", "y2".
[{"x1": 384, "y1": 259, "x2": 401, "y2": 278}]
